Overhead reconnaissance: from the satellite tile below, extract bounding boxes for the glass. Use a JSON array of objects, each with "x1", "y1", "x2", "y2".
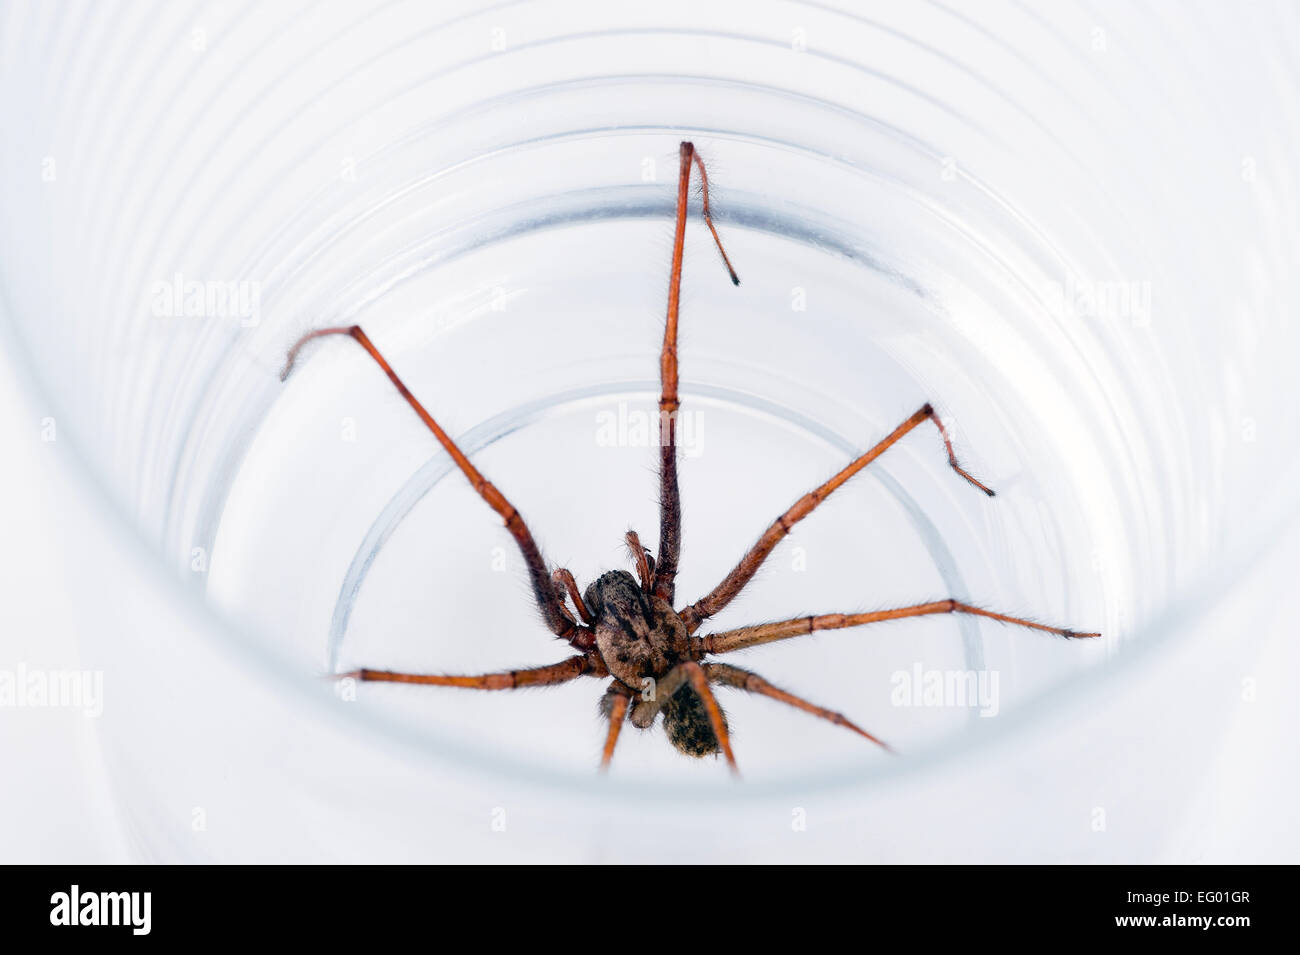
[{"x1": 1, "y1": 1, "x2": 1295, "y2": 859}]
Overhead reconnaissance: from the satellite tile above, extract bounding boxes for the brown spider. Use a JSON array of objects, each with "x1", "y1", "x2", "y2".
[{"x1": 282, "y1": 142, "x2": 1099, "y2": 775}]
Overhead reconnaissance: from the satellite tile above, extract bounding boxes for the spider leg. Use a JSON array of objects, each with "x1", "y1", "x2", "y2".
[
  {"x1": 679, "y1": 404, "x2": 992, "y2": 633},
  {"x1": 705, "y1": 662, "x2": 892, "y2": 752},
  {"x1": 653, "y1": 142, "x2": 739, "y2": 606},
  {"x1": 690, "y1": 150, "x2": 741, "y2": 285},
  {"x1": 337, "y1": 654, "x2": 600, "y2": 689},
  {"x1": 282, "y1": 325, "x2": 592, "y2": 651},
  {"x1": 598, "y1": 683, "x2": 632, "y2": 771},
  {"x1": 698, "y1": 601, "x2": 1100, "y2": 656}
]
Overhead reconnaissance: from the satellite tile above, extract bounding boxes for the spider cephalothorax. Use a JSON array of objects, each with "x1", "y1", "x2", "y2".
[
  {"x1": 587, "y1": 569, "x2": 691, "y2": 693},
  {"x1": 286, "y1": 141, "x2": 1098, "y2": 775}
]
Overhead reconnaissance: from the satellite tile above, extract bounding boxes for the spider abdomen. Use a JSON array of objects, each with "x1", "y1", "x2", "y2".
[{"x1": 662, "y1": 684, "x2": 728, "y2": 757}]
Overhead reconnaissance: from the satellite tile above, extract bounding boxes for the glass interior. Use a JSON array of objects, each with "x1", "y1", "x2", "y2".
[{"x1": 1, "y1": 1, "x2": 1296, "y2": 852}]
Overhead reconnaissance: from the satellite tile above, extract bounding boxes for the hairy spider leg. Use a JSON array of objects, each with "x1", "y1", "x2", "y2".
[
  {"x1": 337, "y1": 655, "x2": 600, "y2": 689},
  {"x1": 698, "y1": 601, "x2": 1100, "y2": 656},
  {"x1": 705, "y1": 662, "x2": 893, "y2": 751},
  {"x1": 679, "y1": 404, "x2": 994, "y2": 634},
  {"x1": 599, "y1": 685, "x2": 632, "y2": 770},
  {"x1": 282, "y1": 325, "x2": 594, "y2": 652},
  {"x1": 653, "y1": 141, "x2": 740, "y2": 606}
]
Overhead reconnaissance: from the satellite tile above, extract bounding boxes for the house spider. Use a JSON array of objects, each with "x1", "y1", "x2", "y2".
[{"x1": 282, "y1": 142, "x2": 1099, "y2": 775}]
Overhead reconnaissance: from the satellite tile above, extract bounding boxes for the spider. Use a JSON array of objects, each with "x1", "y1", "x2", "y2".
[{"x1": 281, "y1": 142, "x2": 1099, "y2": 775}]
